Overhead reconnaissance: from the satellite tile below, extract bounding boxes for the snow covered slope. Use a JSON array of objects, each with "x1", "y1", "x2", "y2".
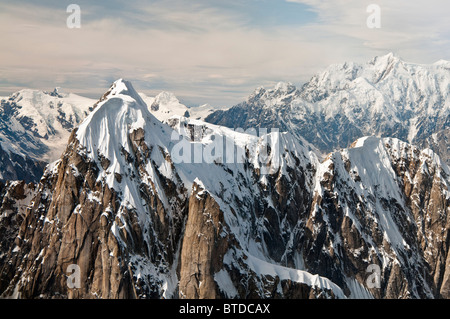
[
  {"x1": 1, "y1": 88, "x2": 94, "y2": 161},
  {"x1": 140, "y1": 92, "x2": 222, "y2": 122}
]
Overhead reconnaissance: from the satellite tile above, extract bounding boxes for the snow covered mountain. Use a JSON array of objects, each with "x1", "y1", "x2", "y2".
[
  {"x1": 0, "y1": 88, "x2": 95, "y2": 182},
  {"x1": 139, "y1": 91, "x2": 220, "y2": 122},
  {"x1": 139, "y1": 91, "x2": 190, "y2": 122},
  {"x1": 206, "y1": 53, "x2": 450, "y2": 165},
  {"x1": 140, "y1": 91, "x2": 218, "y2": 122},
  {"x1": 1, "y1": 79, "x2": 449, "y2": 299}
]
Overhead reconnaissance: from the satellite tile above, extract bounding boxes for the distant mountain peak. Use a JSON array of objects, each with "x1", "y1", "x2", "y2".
[
  {"x1": 138, "y1": 90, "x2": 191, "y2": 121},
  {"x1": 274, "y1": 81, "x2": 296, "y2": 93},
  {"x1": 43, "y1": 87, "x2": 64, "y2": 98},
  {"x1": 153, "y1": 91, "x2": 180, "y2": 106},
  {"x1": 248, "y1": 86, "x2": 266, "y2": 100},
  {"x1": 0, "y1": 86, "x2": 95, "y2": 182},
  {"x1": 370, "y1": 52, "x2": 402, "y2": 64},
  {"x1": 433, "y1": 59, "x2": 450, "y2": 67},
  {"x1": 207, "y1": 53, "x2": 450, "y2": 165}
]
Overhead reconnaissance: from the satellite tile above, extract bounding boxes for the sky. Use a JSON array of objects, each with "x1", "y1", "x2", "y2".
[{"x1": 1, "y1": 0, "x2": 450, "y2": 107}]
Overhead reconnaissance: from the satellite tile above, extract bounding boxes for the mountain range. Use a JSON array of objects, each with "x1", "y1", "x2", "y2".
[
  {"x1": 0, "y1": 53, "x2": 449, "y2": 299},
  {"x1": 206, "y1": 53, "x2": 450, "y2": 166}
]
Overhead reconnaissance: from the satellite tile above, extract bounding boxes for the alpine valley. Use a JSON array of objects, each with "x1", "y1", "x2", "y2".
[{"x1": 0, "y1": 54, "x2": 449, "y2": 299}]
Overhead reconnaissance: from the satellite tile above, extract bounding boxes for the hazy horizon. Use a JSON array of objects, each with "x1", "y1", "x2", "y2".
[{"x1": 1, "y1": 0, "x2": 450, "y2": 107}]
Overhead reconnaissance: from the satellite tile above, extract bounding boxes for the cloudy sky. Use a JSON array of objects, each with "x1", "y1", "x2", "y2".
[{"x1": 1, "y1": 0, "x2": 450, "y2": 106}]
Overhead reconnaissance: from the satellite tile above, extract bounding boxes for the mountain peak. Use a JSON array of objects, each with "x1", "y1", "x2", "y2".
[
  {"x1": 247, "y1": 86, "x2": 266, "y2": 101},
  {"x1": 376, "y1": 52, "x2": 401, "y2": 61},
  {"x1": 46, "y1": 87, "x2": 64, "y2": 98},
  {"x1": 75, "y1": 79, "x2": 160, "y2": 189},
  {"x1": 433, "y1": 59, "x2": 450, "y2": 67},
  {"x1": 154, "y1": 91, "x2": 180, "y2": 105},
  {"x1": 95, "y1": 78, "x2": 146, "y2": 110},
  {"x1": 274, "y1": 81, "x2": 296, "y2": 94},
  {"x1": 369, "y1": 52, "x2": 403, "y2": 67},
  {"x1": 384, "y1": 51, "x2": 399, "y2": 59},
  {"x1": 108, "y1": 78, "x2": 140, "y2": 99}
]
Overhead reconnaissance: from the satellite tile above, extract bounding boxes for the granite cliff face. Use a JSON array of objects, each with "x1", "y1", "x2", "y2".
[{"x1": 0, "y1": 80, "x2": 449, "y2": 299}]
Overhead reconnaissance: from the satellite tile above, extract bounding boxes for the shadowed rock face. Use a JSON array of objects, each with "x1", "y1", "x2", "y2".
[
  {"x1": 301, "y1": 137, "x2": 450, "y2": 299},
  {"x1": 0, "y1": 181, "x2": 36, "y2": 270},
  {"x1": 0, "y1": 132, "x2": 128, "y2": 298},
  {"x1": 0, "y1": 80, "x2": 449, "y2": 299},
  {"x1": 0, "y1": 145, "x2": 47, "y2": 183}
]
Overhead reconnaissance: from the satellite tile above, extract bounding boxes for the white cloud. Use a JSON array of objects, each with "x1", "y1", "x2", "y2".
[
  {"x1": 286, "y1": 0, "x2": 450, "y2": 61},
  {"x1": 1, "y1": 1, "x2": 449, "y2": 106}
]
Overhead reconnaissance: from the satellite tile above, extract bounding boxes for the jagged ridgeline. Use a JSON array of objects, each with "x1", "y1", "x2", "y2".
[{"x1": 0, "y1": 78, "x2": 449, "y2": 299}]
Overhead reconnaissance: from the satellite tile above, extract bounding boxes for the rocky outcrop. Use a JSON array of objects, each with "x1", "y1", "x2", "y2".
[{"x1": 417, "y1": 128, "x2": 450, "y2": 167}]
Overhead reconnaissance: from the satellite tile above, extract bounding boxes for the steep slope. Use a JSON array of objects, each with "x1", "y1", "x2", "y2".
[
  {"x1": 417, "y1": 127, "x2": 450, "y2": 168},
  {"x1": 206, "y1": 53, "x2": 450, "y2": 164},
  {"x1": 0, "y1": 89, "x2": 94, "y2": 182}
]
